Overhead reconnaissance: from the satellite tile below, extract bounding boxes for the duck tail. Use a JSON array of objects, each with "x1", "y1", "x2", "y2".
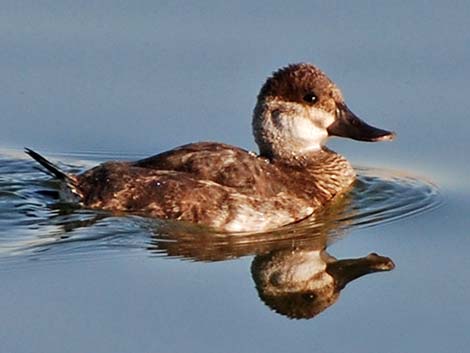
[{"x1": 25, "y1": 148, "x2": 82, "y2": 201}]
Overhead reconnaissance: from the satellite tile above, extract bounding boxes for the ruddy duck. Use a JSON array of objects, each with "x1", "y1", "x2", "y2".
[
  {"x1": 252, "y1": 249, "x2": 394, "y2": 319},
  {"x1": 26, "y1": 63, "x2": 394, "y2": 232}
]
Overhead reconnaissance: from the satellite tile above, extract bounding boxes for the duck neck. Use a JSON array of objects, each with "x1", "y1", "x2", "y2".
[
  {"x1": 271, "y1": 147, "x2": 357, "y2": 203},
  {"x1": 253, "y1": 99, "x2": 356, "y2": 201}
]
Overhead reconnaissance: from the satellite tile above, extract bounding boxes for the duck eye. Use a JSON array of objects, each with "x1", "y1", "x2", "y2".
[
  {"x1": 301, "y1": 292, "x2": 316, "y2": 302},
  {"x1": 303, "y1": 93, "x2": 317, "y2": 104}
]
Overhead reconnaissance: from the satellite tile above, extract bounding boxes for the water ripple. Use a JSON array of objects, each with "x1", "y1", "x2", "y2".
[{"x1": 0, "y1": 150, "x2": 442, "y2": 264}]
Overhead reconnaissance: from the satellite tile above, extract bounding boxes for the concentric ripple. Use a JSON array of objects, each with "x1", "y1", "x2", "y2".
[
  {"x1": 0, "y1": 150, "x2": 442, "y2": 264},
  {"x1": 340, "y1": 167, "x2": 442, "y2": 228}
]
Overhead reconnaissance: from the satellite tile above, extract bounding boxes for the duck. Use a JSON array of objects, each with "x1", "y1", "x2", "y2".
[
  {"x1": 252, "y1": 248, "x2": 394, "y2": 319},
  {"x1": 26, "y1": 63, "x2": 394, "y2": 233}
]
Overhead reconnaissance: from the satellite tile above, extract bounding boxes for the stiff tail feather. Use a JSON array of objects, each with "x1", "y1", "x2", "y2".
[{"x1": 25, "y1": 148, "x2": 82, "y2": 202}]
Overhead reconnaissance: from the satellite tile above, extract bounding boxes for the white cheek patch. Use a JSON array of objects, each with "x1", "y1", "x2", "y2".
[
  {"x1": 291, "y1": 116, "x2": 325, "y2": 143},
  {"x1": 265, "y1": 250, "x2": 334, "y2": 292},
  {"x1": 272, "y1": 109, "x2": 334, "y2": 151},
  {"x1": 309, "y1": 107, "x2": 336, "y2": 128}
]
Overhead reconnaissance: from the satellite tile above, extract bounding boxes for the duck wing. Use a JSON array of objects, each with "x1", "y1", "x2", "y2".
[
  {"x1": 132, "y1": 142, "x2": 283, "y2": 195},
  {"x1": 76, "y1": 163, "x2": 309, "y2": 232}
]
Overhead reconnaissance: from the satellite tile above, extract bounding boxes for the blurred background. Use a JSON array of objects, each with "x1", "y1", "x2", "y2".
[{"x1": 2, "y1": 1, "x2": 469, "y2": 189}]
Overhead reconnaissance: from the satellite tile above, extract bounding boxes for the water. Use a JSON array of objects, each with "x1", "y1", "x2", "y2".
[
  {"x1": 2, "y1": 1, "x2": 470, "y2": 353},
  {"x1": 0, "y1": 151, "x2": 440, "y2": 264}
]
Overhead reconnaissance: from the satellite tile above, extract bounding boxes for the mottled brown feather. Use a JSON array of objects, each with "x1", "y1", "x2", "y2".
[
  {"x1": 29, "y1": 63, "x2": 365, "y2": 232},
  {"x1": 258, "y1": 63, "x2": 343, "y2": 113},
  {"x1": 76, "y1": 143, "x2": 355, "y2": 231}
]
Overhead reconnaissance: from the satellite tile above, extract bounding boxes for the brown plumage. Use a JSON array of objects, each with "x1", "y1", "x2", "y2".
[{"x1": 26, "y1": 63, "x2": 394, "y2": 232}]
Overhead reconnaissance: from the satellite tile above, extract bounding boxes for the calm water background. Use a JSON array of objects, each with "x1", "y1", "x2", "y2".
[{"x1": 1, "y1": 1, "x2": 470, "y2": 353}]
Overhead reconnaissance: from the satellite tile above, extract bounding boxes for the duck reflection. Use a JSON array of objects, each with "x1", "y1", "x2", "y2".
[
  {"x1": 32, "y1": 180, "x2": 396, "y2": 320},
  {"x1": 252, "y1": 248, "x2": 393, "y2": 319},
  {"x1": 148, "y1": 194, "x2": 395, "y2": 319}
]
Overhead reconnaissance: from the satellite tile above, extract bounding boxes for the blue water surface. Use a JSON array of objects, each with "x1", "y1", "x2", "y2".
[{"x1": 1, "y1": 1, "x2": 470, "y2": 353}]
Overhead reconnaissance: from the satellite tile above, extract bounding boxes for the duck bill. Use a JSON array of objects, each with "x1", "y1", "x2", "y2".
[
  {"x1": 327, "y1": 253, "x2": 395, "y2": 290},
  {"x1": 327, "y1": 103, "x2": 395, "y2": 142}
]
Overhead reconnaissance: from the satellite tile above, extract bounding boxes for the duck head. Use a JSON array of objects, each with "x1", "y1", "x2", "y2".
[
  {"x1": 251, "y1": 249, "x2": 395, "y2": 319},
  {"x1": 253, "y1": 63, "x2": 395, "y2": 160}
]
